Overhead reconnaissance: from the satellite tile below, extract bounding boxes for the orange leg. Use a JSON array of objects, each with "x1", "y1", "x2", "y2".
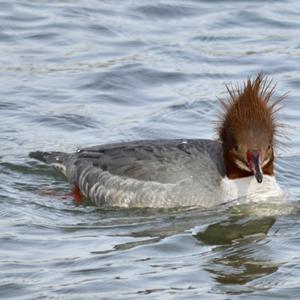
[
  {"x1": 69, "y1": 185, "x2": 84, "y2": 204},
  {"x1": 35, "y1": 185, "x2": 84, "y2": 205}
]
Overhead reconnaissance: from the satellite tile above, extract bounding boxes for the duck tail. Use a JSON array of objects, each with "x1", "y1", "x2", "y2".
[{"x1": 29, "y1": 151, "x2": 69, "y2": 175}]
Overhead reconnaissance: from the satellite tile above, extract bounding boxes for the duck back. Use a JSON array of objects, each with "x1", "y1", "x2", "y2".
[{"x1": 30, "y1": 139, "x2": 226, "y2": 208}]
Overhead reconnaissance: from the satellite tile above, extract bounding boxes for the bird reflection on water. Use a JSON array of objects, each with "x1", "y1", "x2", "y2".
[{"x1": 194, "y1": 214, "x2": 278, "y2": 288}]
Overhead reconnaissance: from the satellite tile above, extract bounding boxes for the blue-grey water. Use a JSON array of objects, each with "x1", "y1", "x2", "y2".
[{"x1": 1, "y1": 1, "x2": 300, "y2": 299}]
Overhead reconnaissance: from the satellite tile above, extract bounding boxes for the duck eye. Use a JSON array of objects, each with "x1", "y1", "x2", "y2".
[
  {"x1": 234, "y1": 145, "x2": 239, "y2": 151},
  {"x1": 268, "y1": 144, "x2": 272, "y2": 150}
]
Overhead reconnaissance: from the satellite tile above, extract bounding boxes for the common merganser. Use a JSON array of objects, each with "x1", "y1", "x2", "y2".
[{"x1": 29, "y1": 74, "x2": 284, "y2": 208}]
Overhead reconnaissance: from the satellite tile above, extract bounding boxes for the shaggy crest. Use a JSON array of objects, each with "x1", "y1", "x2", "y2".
[{"x1": 218, "y1": 73, "x2": 284, "y2": 146}]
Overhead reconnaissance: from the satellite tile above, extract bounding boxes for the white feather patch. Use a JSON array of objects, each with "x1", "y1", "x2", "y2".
[
  {"x1": 50, "y1": 163, "x2": 66, "y2": 176},
  {"x1": 221, "y1": 175, "x2": 283, "y2": 204}
]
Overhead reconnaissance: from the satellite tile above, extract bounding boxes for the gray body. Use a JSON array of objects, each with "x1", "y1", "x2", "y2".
[{"x1": 30, "y1": 139, "x2": 226, "y2": 208}]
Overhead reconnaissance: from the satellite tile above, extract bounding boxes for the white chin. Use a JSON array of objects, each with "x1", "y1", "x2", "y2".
[
  {"x1": 235, "y1": 159, "x2": 251, "y2": 172},
  {"x1": 262, "y1": 156, "x2": 271, "y2": 167}
]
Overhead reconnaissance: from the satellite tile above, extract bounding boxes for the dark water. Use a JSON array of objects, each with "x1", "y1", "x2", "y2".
[{"x1": 1, "y1": 0, "x2": 300, "y2": 299}]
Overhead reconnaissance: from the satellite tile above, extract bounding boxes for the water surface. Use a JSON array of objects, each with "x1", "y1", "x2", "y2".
[{"x1": 1, "y1": 0, "x2": 300, "y2": 299}]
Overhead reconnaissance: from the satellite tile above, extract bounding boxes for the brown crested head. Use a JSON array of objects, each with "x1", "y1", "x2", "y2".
[{"x1": 218, "y1": 73, "x2": 284, "y2": 183}]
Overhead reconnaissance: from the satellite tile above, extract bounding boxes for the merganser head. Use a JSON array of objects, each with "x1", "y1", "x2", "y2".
[{"x1": 218, "y1": 74, "x2": 284, "y2": 183}]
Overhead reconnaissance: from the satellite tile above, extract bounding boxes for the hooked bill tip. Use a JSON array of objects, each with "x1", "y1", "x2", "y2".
[{"x1": 255, "y1": 172, "x2": 263, "y2": 183}]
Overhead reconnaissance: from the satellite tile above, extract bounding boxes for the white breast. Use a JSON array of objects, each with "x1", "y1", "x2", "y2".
[{"x1": 220, "y1": 175, "x2": 283, "y2": 204}]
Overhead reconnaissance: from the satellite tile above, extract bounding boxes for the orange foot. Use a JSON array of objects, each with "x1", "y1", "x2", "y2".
[
  {"x1": 35, "y1": 185, "x2": 84, "y2": 204},
  {"x1": 69, "y1": 185, "x2": 84, "y2": 204}
]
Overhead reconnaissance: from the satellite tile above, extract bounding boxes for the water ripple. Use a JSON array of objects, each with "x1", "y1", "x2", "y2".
[{"x1": 1, "y1": 0, "x2": 300, "y2": 299}]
